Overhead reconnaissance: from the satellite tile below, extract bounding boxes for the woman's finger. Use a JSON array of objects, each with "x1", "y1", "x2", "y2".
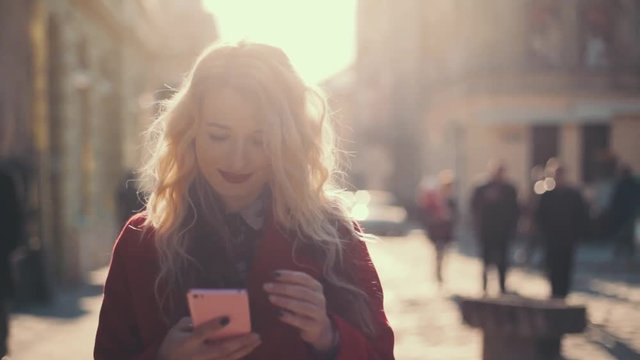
[
  {"x1": 277, "y1": 309, "x2": 316, "y2": 331},
  {"x1": 263, "y1": 282, "x2": 324, "y2": 306},
  {"x1": 192, "y1": 316, "x2": 230, "y2": 342},
  {"x1": 220, "y1": 335, "x2": 262, "y2": 360},
  {"x1": 200, "y1": 334, "x2": 261, "y2": 360},
  {"x1": 175, "y1": 317, "x2": 194, "y2": 332},
  {"x1": 269, "y1": 294, "x2": 323, "y2": 320},
  {"x1": 272, "y1": 270, "x2": 323, "y2": 291}
]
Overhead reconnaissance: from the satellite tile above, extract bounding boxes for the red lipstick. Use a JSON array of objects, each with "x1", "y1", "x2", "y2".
[{"x1": 218, "y1": 170, "x2": 253, "y2": 184}]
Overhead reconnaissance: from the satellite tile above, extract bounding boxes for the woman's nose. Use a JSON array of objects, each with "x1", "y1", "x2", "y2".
[{"x1": 228, "y1": 141, "x2": 248, "y2": 170}]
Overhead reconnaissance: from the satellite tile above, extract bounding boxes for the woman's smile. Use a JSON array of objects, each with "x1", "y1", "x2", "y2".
[{"x1": 218, "y1": 169, "x2": 253, "y2": 184}]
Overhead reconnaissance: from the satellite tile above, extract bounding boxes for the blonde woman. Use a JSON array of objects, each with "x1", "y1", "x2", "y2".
[{"x1": 94, "y1": 42, "x2": 394, "y2": 360}]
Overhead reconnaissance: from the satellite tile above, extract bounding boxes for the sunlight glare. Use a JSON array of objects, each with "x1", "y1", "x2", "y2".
[
  {"x1": 354, "y1": 190, "x2": 372, "y2": 205},
  {"x1": 202, "y1": 0, "x2": 356, "y2": 85},
  {"x1": 351, "y1": 203, "x2": 370, "y2": 221}
]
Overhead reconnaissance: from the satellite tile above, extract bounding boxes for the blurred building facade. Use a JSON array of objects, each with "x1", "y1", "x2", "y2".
[
  {"x1": 354, "y1": 0, "x2": 426, "y2": 207},
  {"x1": 0, "y1": 0, "x2": 215, "y2": 297},
  {"x1": 355, "y1": 0, "x2": 640, "y2": 212}
]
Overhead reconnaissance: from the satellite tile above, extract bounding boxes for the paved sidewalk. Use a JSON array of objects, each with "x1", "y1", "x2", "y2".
[{"x1": 8, "y1": 269, "x2": 106, "y2": 359}]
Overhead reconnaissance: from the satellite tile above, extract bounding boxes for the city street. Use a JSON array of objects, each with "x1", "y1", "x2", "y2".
[
  {"x1": 369, "y1": 230, "x2": 640, "y2": 360},
  {"x1": 2, "y1": 1, "x2": 640, "y2": 360},
  {"x1": 8, "y1": 229, "x2": 640, "y2": 359}
]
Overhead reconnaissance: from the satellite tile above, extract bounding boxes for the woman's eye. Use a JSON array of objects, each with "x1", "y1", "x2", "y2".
[
  {"x1": 251, "y1": 136, "x2": 264, "y2": 146},
  {"x1": 208, "y1": 133, "x2": 228, "y2": 142}
]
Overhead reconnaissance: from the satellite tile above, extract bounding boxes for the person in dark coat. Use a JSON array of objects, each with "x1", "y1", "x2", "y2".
[
  {"x1": 471, "y1": 163, "x2": 519, "y2": 295},
  {"x1": 0, "y1": 168, "x2": 23, "y2": 357},
  {"x1": 535, "y1": 165, "x2": 589, "y2": 299},
  {"x1": 609, "y1": 165, "x2": 640, "y2": 261}
]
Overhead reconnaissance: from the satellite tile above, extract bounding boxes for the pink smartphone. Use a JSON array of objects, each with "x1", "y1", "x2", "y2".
[{"x1": 187, "y1": 288, "x2": 251, "y2": 339}]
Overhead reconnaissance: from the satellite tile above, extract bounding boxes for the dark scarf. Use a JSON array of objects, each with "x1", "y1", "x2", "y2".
[{"x1": 164, "y1": 177, "x2": 262, "y2": 323}]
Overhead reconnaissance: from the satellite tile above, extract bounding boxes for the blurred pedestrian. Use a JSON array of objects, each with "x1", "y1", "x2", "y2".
[
  {"x1": 609, "y1": 165, "x2": 640, "y2": 262},
  {"x1": 95, "y1": 42, "x2": 394, "y2": 359},
  {"x1": 515, "y1": 165, "x2": 546, "y2": 266},
  {"x1": 535, "y1": 164, "x2": 589, "y2": 299},
  {"x1": 417, "y1": 170, "x2": 456, "y2": 285},
  {"x1": 115, "y1": 169, "x2": 145, "y2": 229},
  {"x1": 471, "y1": 163, "x2": 519, "y2": 295},
  {"x1": 588, "y1": 150, "x2": 618, "y2": 240},
  {"x1": 0, "y1": 167, "x2": 23, "y2": 357}
]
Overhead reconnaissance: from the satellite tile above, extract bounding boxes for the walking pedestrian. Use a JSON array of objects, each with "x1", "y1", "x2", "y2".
[
  {"x1": 471, "y1": 163, "x2": 519, "y2": 295},
  {"x1": 0, "y1": 167, "x2": 23, "y2": 358},
  {"x1": 535, "y1": 164, "x2": 589, "y2": 299},
  {"x1": 517, "y1": 165, "x2": 545, "y2": 266},
  {"x1": 609, "y1": 165, "x2": 640, "y2": 263},
  {"x1": 94, "y1": 42, "x2": 394, "y2": 359},
  {"x1": 417, "y1": 170, "x2": 456, "y2": 286}
]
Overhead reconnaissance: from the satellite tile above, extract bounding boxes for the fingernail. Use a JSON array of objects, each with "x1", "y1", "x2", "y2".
[
  {"x1": 277, "y1": 309, "x2": 285, "y2": 317},
  {"x1": 263, "y1": 283, "x2": 273, "y2": 290},
  {"x1": 273, "y1": 271, "x2": 281, "y2": 278},
  {"x1": 220, "y1": 316, "x2": 230, "y2": 326}
]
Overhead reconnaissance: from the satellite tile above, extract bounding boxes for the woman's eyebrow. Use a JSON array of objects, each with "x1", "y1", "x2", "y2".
[
  {"x1": 206, "y1": 122, "x2": 263, "y2": 134},
  {"x1": 206, "y1": 122, "x2": 229, "y2": 129}
]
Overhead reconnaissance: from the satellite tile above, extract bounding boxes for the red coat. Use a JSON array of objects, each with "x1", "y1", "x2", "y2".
[{"x1": 94, "y1": 214, "x2": 395, "y2": 359}]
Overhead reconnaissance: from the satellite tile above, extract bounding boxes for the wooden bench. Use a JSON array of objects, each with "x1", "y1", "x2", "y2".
[{"x1": 456, "y1": 296, "x2": 587, "y2": 360}]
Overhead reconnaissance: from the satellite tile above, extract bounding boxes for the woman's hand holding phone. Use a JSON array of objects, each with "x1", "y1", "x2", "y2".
[
  {"x1": 263, "y1": 270, "x2": 338, "y2": 352},
  {"x1": 157, "y1": 316, "x2": 261, "y2": 360}
]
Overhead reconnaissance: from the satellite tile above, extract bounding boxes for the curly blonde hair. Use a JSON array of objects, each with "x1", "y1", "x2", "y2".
[{"x1": 139, "y1": 42, "x2": 375, "y2": 335}]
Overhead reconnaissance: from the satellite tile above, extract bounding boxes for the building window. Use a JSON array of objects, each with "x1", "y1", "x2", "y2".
[
  {"x1": 531, "y1": 124, "x2": 559, "y2": 168},
  {"x1": 581, "y1": 123, "x2": 612, "y2": 183},
  {"x1": 580, "y1": 0, "x2": 620, "y2": 70},
  {"x1": 527, "y1": 1, "x2": 563, "y2": 68}
]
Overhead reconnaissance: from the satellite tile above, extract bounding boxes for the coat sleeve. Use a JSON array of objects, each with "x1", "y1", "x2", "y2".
[
  {"x1": 331, "y1": 238, "x2": 395, "y2": 360},
  {"x1": 574, "y1": 191, "x2": 590, "y2": 239},
  {"x1": 469, "y1": 186, "x2": 482, "y2": 232},
  {"x1": 94, "y1": 219, "x2": 160, "y2": 360}
]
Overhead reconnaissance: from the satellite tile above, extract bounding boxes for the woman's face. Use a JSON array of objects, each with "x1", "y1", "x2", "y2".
[{"x1": 194, "y1": 89, "x2": 271, "y2": 212}]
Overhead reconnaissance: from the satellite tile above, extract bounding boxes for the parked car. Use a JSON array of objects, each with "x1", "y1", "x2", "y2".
[{"x1": 344, "y1": 190, "x2": 410, "y2": 236}]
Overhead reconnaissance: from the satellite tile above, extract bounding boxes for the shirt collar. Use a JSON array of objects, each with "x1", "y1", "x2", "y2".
[{"x1": 237, "y1": 189, "x2": 268, "y2": 230}]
